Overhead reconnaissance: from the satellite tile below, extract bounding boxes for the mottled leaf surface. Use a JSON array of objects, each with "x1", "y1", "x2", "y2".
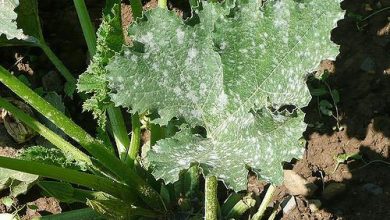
[
  {"x1": 0, "y1": 0, "x2": 42, "y2": 43},
  {"x1": 0, "y1": 0, "x2": 26, "y2": 40},
  {"x1": 107, "y1": 0, "x2": 343, "y2": 190}
]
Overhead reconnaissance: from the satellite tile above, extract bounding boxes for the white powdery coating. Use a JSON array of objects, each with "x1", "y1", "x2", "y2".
[
  {"x1": 176, "y1": 28, "x2": 185, "y2": 44},
  {"x1": 0, "y1": 0, "x2": 29, "y2": 40},
  {"x1": 108, "y1": 0, "x2": 344, "y2": 191}
]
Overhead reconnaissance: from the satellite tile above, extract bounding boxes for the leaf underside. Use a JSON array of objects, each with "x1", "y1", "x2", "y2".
[
  {"x1": 0, "y1": 0, "x2": 26, "y2": 40},
  {"x1": 107, "y1": 0, "x2": 344, "y2": 191},
  {"x1": 0, "y1": 0, "x2": 42, "y2": 44}
]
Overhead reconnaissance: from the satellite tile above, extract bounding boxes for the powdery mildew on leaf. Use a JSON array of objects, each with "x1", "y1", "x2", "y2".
[
  {"x1": 0, "y1": 0, "x2": 28, "y2": 40},
  {"x1": 107, "y1": 0, "x2": 344, "y2": 191},
  {"x1": 107, "y1": 7, "x2": 225, "y2": 126}
]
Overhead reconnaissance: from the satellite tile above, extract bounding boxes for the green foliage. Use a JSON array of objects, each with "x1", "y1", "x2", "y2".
[
  {"x1": 106, "y1": 0, "x2": 344, "y2": 190},
  {"x1": 20, "y1": 146, "x2": 87, "y2": 170},
  {"x1": 77, "y1": 3, "x2": 123, "y2": 127},
  {"x1": 0, "y1": 0, "x2": 76, "y2": 96},
  {"x1": 0, "y1": 167, "x2": 38, "y2": 197},
  {"x1": 0, "y1": 0, "x2": 345, "y2": 218}
]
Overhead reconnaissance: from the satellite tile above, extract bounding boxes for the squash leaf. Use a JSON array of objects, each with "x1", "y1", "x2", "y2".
[
  {"x1": 0, "y1": 0, "x2": 43, "y2": 45},
  {"x1": 107, "y1": 0, "x2": 343, "y2": 191},
  {"x1": 77, "y1": 1, "x2": 123, "y2": 127}
]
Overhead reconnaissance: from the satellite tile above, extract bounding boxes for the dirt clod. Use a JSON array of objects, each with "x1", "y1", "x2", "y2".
[
  {"x1": 308, "y1": 199, "x2": 322, "y2": 213},
  {"x1": 283, "y1": 170, "x2": 318, "y2": 197}
]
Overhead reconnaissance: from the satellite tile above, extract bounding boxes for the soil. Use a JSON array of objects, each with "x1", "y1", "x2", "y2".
[{"x1": 0, "y1": 0, "x2": 389, "y2": 219}]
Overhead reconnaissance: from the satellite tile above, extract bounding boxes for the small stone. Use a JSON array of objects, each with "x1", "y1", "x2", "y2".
[
  {"x1": 308, "y1": 199, "x2": 322, "y2": 212},
  {"x1": 281, "y1": 196, "x2": 296, "y2": 214},
  {"x1": 322, "y1": 183, "x2": 346, "y2": 200},
  {"x1": 283, "y1": 170, "x2": 318, "y2": 197},
  {"x1": 362, "y1": 183, "x2": 383, "y2": 195}
]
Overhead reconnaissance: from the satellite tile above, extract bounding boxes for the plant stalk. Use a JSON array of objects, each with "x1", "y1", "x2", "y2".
[
  {"x1": 252, "y1": 184, "x2": 276, "y2": 220},
  {"x1": 0, "y1": 97, "x2": 91, "y2": 166},
  {"x1": 205, "y1": 176, "x2": 218, "y2": 220},
  {"x1": 127, "y1": 113, "x2": 141, "y2": 163},
  {"x1": 73, "y1": 0, "x2": 97, "y2": 56},
  {"x1": 39, "y1": 42, "x2": 77, "y2": 89},
  {"x1": 0, "y1": 156, "x2": 135, "y2": 202},
  {"x1": 0, "y1": 67, "x2": 165, "y2": 211},
  {"x1": 74, "y1": 0, "x2": 132, "y2": 166},
  {"x1": 107, "y1": 105, "x2": 131, "y2": 160}
]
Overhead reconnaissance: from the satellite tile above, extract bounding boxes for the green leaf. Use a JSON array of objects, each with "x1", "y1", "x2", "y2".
[
  {"x1": 77, "y1": 2, "x2": 123, "y2": 127},
  {"x1": 38, "y1": 181, "x2": 107, "y2": 203},
  {"x1": 1, "y1": 196, "x2": 14, "y2": 208},
  {"x1": 0, "y1": 167, "x2": 38, "y2": 197},
  {"x1": 87, "y1": 199, "x2": 159, "y2": 219},
  {"x1": 319, "y1": 99, "x2": 333, "y2": 116},
  {"x1": 107, "y1": 0, "x2": 344, "y2": 190},
  {"x1": 40, "y1": 208, "x2": 104, "y2": 220},
  {"x1": 0, "y1": 0, "x2": 42, "y2": 44},
  {"x1": 20, "y1": 146, "x2": 88, "y2": 171},
  {"x1": 331, "y1": 89, "x2": 340, "y2": 103},
  {"x1": 310, "y1": 88, "x2": 328, "y2": 96}
]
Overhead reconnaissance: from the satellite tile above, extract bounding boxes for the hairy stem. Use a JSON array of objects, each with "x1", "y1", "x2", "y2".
[
  {"x1": 205, "y1": 176, "x2": 218, "y2": 220},
  {"x1": 252, "y1": 184, "x2": 276, "y2": 220},
  {"x1": 0, "y1": 68, "x2": 165, "y2": 211},
  {"x1": 107, "y1": 105, "x2": 131, "y2": 160},
  {"x1": 0, "y1": 156, "x2": 134, "y2": 202},
  {"x1": 127, "y1": 113, "x2": 141, "y2": 163},
  {"x1": 39, "y1": 42, "x2": 77, "y2": 90},
  {"x1": 73, "y1": 0, "x2": 97, "y2": 56},
  {"x1": 0, "y1": 97, "x2": 91, "y2": 166}
]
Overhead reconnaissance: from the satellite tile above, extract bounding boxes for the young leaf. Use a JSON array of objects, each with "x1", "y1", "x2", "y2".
[
  {"x1": 77, "y1": 2, "x2": 123, "y2": 127},
  {"x1": 20, "y1": 146, "x2": 88, "y2": 170},
  {"x1": 107, "y1": 0, "x2": 344, "y2": 191}
]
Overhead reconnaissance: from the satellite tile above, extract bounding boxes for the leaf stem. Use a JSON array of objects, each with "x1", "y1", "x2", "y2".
[
  {"x1": 158, "y1": 0, "x2": 168, "y2": 8},
  {"x1": 0, "y1": 156, "x2": 135, "y2": 202},
  {"x1": 107, "y1": 105, "x2": 131, "y2": 160},
  {"x1": 0, "y1": 67, "x2": 165, "y2": 211},
  {"x1": 205, "y1": 176, "x2": 218, "y2": 220},
  {"x1": 127, "y1": 113, "x2": 141, "y2": 163},
  {"x1": 73, "y1": 0, "x2": 97, "y2": 56},
  {"x1": 0, "y1": 97, "x2": 92, "y2": 166},
  {"x1": 252, "y1": 184, "x2": 276, "y2": 220}
]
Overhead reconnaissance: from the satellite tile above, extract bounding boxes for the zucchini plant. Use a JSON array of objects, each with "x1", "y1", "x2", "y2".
[{"x1": 0, "y1": 0, "x2": 344, "y2": 219}]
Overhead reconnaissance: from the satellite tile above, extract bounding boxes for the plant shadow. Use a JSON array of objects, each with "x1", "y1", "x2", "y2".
[{"x1": 304, "y1": 0, "x2": 390, "y2": 140}]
